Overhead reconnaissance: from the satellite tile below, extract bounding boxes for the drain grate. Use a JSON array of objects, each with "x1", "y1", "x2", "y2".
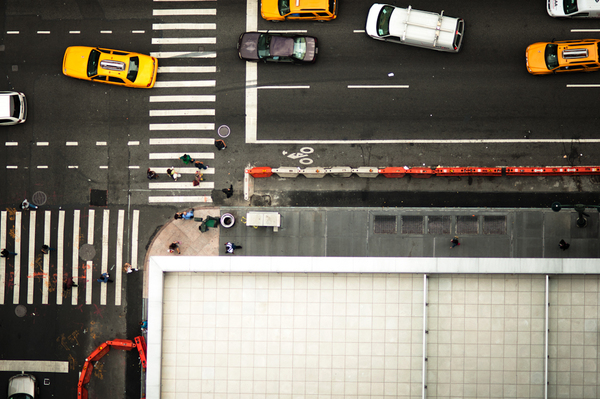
[
  {"x1": 402, "y1": 215, "x2": 424, "y2": 234},
  {"x1": 428, "y1": 216, "x2": 451, "y2": 235},
  {"x1": 483, "y1": 215, "x2": 507, "y2": 235},
  {"x1": 374, "y1": 215, "x2": 397, "y2": 234},
  {"x1": 457, "y1": 215, "x2": 479, "y2": 234}
]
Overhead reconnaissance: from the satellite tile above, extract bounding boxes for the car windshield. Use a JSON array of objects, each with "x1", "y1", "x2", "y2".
[
  {"x1": 127, "y1": 56, "x2": 139, "y2": 82},
  {"x1": 293, "y1": 37, "x2": 307, "y2": 60},
  {"x1": 87, "y1": 49, "x2": 101, "y2": 77},
  {"x1": 257, "y1": 34, "x2": 271, "y2": 58},
  {"x1": 278, "y1": 0, "x2": 290, "y2": 15},
  {"x1": 545, "y1": 44, "x2": 559, "y2": 69},
  {"x1": 377, "y1": 5, "x2": 394, "y2": 36},
  {"x1": 9, "y1": 394, "x2": 34, "y2": 399},
  {"x1": 563, "y1": 0, "x2": 579, "y2": 14}
]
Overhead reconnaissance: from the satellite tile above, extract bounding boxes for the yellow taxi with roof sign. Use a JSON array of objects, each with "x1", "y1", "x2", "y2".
[
  {"x1": 261, "y1": 0, "x2": 337, "y2": 21},
  {"x1": 62, "y1": 46, "x2": 158, "y2": 88},
  {"x1": 526, "y1": 39, "x2": 600, "y2": 75}
]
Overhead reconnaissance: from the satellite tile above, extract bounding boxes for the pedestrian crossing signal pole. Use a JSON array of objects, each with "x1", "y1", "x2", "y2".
[{"x1": 551, "y1": 202, "x2": 600, "y2": 228}]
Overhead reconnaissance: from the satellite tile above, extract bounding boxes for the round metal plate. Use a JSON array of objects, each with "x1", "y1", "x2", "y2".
[
  {"x1": 32, "y1": 191, "x2": 47, "y2": 206},
  {"x1": 15, "y1": 304, "x2": 27, "y2": 317},
  {"x1": 79, "y1": 244, "x2": 96, "y2": 261},
  {"x1": 218, "y1": 125, "x2": 231, "y2": 138}
]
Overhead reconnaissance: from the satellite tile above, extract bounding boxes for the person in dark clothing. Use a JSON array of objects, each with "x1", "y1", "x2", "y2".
[
  {"x1": 222, "y1": 185, "x2": 234, "y2": 198},
  {"x1": 97, "y1": 273, "x2": 113, "y2": 283},
  {"x1": 559, "y1": 239, "x2": 570, "y2": 251},
  {"x1": 450, "y1": 236, "x2": 460, "y2": 248},
  {"x1": 64, "y1": 276, "x2": 77, "y2": 290},
  {"x1": 41, "y1": 245, "x2": 55, "y2": 254},
  {"x1": 194, "y1": 160, "x2": 208, "y2": 170},
  {"x1": 1, "y1": 248, "x2": 17, "y2": 258},
  {"x1": 147, "y1": 168, "x2": 158, "y2": 179},
  {"x1": 215, "y1": 139, "x2": 227, "y2": 150},
  {"x1": 225, "y1": 242, "x2": 242, "y2": 254}
]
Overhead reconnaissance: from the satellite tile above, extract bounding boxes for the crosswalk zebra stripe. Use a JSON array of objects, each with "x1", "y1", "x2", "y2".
[
  {"x1": 149, "y1": 152, "x2": 214, "y2": 160},
  {"x1": 149, "y1": 138, "x2": 215, "y2": 145},
  {"x1": 100, "y1": 210, "x2": 109, "y2": 306},
  {"x1": 153, "y1": 80, "x2": 216, "y2": 88},
  {"x1": 0, "y1": 211, "x2": 6, "y2": 304},
  {"x1": 150, "y1": 95, "x2": 215, "y2": 102},
  {"x1": 131, "y1": 210, "x2": 140, "y2": 273},
  {"x1": 57, "y1": 211, "x2": 65, "y2": 305},
  {"x1": 152, "y1": 37, "x2": 216, "y2": 45},
  {"x1": 27, "y1": 212, "x2": 36, "y2": 304},
  {"x1": 71, "y1": 210, "x2": 80, "y2": 305},
  {"x1": 152, "y1": 23, "x2": 216, "y2": 30},
  {"x1": 149, "y1": 167, "x2": 215, "y2": 174},
  {"x1": 149, "y1": 196, "x2": 213, "y2": 203},
  {"x1": 157, "y1": 66, "x2": 216, "y2": 73},
  {"x1": 116, "y1": 210, "x2": 124, "y2": 306},
  {"x1": 86, "y1": 209, "x2": 94, "y2": 305},
  {"x1": 13, "y1": 212, "x2": 22, "y2": 304},
  {"x1": 149, "y1": 109, "x2": 215, "y2": 117},
  {"x1": 42, "y1": 211, "x2": 51, "y2": 305},
  {"x1": 149, "y1": 123, "x2": 214, "y2": 131},
  {"x1": 149, "y1": 182, "x2": 215, "y2": 189},
  {"x1": 153, "y1": 9, "x2": 216, "y2": 16},
  {"x1": 151, "y1": 51, "x2": 216, "y2": 58}
]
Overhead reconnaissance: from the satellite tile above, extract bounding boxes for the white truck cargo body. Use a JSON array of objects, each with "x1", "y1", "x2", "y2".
[{"x1": 365, "y1": 3, "x2": 464, "y2": 53}]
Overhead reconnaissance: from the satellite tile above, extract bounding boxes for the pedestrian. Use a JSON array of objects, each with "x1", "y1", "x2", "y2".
[
  {"x1": 147, "y1": 168, "x2": 158, "y2": 180},
  {"x1": 559, "y1": 239, "x2": 570, "y2": 251},
  {"x1": 64, "y1": 276, "x2": 78, "y2": 290},
  {"x1": 215, "y1": 139, "x2": 227, "y2": 151},
  {"x1": 194, "y1": 160, "x2": 208, "y2": 170},
  {"x1": 182, "y1": 209, "x2": 194, "y2": 220},
  {"x1": 180, "y1": 154, "x2": 193, "y2": 164},
  {"x1": 222, "y1": 185, "x2": 234, "y2": 198},
  {"x1": 1, "y1": 248, "x2": 17, "y2": 258},
  {"x1": 125, "y1": 263, "x2": 138, "y2": 274},
  {"x1": 168, "y1": 241, "x2": 181, "y2": 254},
  {"x1": 21, "y1": 199, "x2": 38, "y2": 210},
  {"x1": 166, "y1": 167, "x2": 180, "y2": 181},
  {"x1": 450, "y1": 236, "x2": 460, "y2": 248},
  {"x1": 225, "y1": 242, "x2": 242, "y2": 254},
  {"x1": 174, "y1": 212, "x2": 184, "y2": 220},
  {"x1": 140, "y1": 320, "x2": 148, "y2": 331},
  {"x1": 97, "y1": 272, "x2": 113, "y2": 283},
  {"x1": 41, "y1": 244, "x2": 56, "y2": 254},
  {"x1": 193, "y1": 171, "x2": 204, "y2": 186}
]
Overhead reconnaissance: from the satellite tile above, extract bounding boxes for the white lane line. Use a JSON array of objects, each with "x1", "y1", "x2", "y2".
[
  {"x1": 153, "y1": 9, "x2": 216, "y2": 15},
  {"x1": 6, "y1": 142, "x2": 18, "y2": 146},
  {"x1": 6, "y1": 166, "x2": 18, "y2": 169},
  {"x1": 131, "y1": 210, "x2": 140, "y2": 273},
  {"x1": 149, "y1": 152, "x2": 214, "y2": 160},
  {"x1": 66, "y1": 141, "x2": 78, "y2": 146},
  {"x1": 149, "y1": 182, "x2": 215, "y2": 189},
  {"x1": 149, "y1": 167, "x2": 215, "y2": 174},
  {"x1": 154, "y1": 80, "x2": 216, "y2": 88},
  {"x1": 152, "y1": 37, "x2": 216, "y2": 45},
  {"x1": 7, "y1": 31, "x2": 19, "y2": 34},
  {"x1": 149, "y1": 123, "x2": 215, "y2": 130},
  {"x1": 149, "y1": 138, "x2": 215, "y2": 145},
  {"x1": 348, "y1": 85, "x2": 409, "y2": 89},
  {"x1": 246, "y1": 62, "x2": 258, "y2": 143},
  {"x1": 100, "y1": 166, "x2": 108, "y2": 169},
  {"x1": 149, "y1": 95, "x2": 215, "y2": 102},
  {"x1": 571, "y1": 29, "x2": 600, "y2": 32},
  {"x1": 27, "y1": 211, "x2": 36, "y2": 304},
  {"x1": 158, "y1": 66, "x2": 216, "y2": 73},
  {"x1": 37, "y1": 31, "x2": 50, "y2": 34},
  {"x1": 0, "y1": 211, "x2": 6, "y2": 304},
  {"x1": 56, "y1": 210, "x2": 64, "y2": 305},
  {"x1": 13, "y1": 212, "x2": 21, "y2": 304},
  {"x1": 37, "y1": 166, "x2": 48, "y2": 169},
  {"x1": 151, "y1": 51, "x2": 216, "y2": 58},
  {"x1": 353, "y1": 29, "x2": 366, "y2": 33},
  {"x1": 37, "y1": 142, "x2": 49, "y2": 146},
  {"x1": 258, "y1": 30, "x2": 307, "y2": 33},
  {"x1": 152, "y1": 23, "x2": 216, "y2": 30},
  {"x1": 252, "y1": 138, "x2": 600, "y2": 144},
  {"x1": 100, "y1": 210, "x2": 109, "y2": 306},
  {"x1": 100, "y1": 30, "x2": 112, "y2": 34},
  {"x1": 247, "y1": 0, "x2": 258, "y2": 31},
  {"x1": 86, "y1": 209, "x2": 94, "y2": 305},
  {"x1": 72, "y1": 210, "x2": 80, "y2": 305},
  {"x1": 42, "y1": 210, "x2": 51, "y2": 305},
  {"x1": 132, "y1": 30, "x2": 145, "y2": 34},
  {"x1": 129, "y1": 141, "x2": 140, "y2": 146},
  {"x1": 129, "y1": 166, "x2": 140, "y2": 169},
  {"x1": 97, "y1": 141, "x2": 107, "y2": 146},
  {"x1": 0, "y1": 360, "x2": 69, "y2": 373},
  {"x1": 258, "y1": 86, "x2": 310, "y2": 89},
  {"x1": 68, "y1": 166, "x2": 79, "y2": 169},
  {"x1": 566, "y1": 84, "x2": 600, "y2": 87},
  {"x1": 149, "y1": 109, "x2": 215, "y2": 117},
  {"x1": 149, "y1": 196, "x2": 213, "y2": 203},
  {"x1": 69, "y1": 31, "x2": 80, "y2": 34}
]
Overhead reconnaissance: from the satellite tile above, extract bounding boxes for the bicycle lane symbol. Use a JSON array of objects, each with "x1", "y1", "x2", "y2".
[{"x1": 282, "y1": 147, "x2": 314, "y2": 165}]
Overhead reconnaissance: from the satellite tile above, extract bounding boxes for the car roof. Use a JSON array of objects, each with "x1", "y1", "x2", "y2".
[
  {"x1": 0, "y1": 93, "x2": 14, "y2": 118},
  {"x1": 290, "y1": 0, "x2": 329, "y2": 12},
  {"x1": 579, "y1": 0, "x2": 600, "y2": 11}
]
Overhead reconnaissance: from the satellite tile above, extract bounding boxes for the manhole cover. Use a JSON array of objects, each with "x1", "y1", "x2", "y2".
[
  {"x1": 32, "y1": 191, "x2": 47, "y2": 206},
  {"x1": 218, "y1": 125, "x2": 231, "y2": 138},
  {"x1": 428, "y1": 216, "x2": 451, "y2": 235},
  {"x1": 15, "y1": 305, "x2": 27, "y2": 317},
  {"x1": 374, "y1": 215, "x2": 396, "y2": 234},
  {"x1": 402, "y1": 215, "x2": 424, "y2": 234},
  {"x1": 80, "y1": 244, "x2": 96, "y2": 261},
  {"x1": 483, "y1": 215, "x2": 507, "y2": 235}
]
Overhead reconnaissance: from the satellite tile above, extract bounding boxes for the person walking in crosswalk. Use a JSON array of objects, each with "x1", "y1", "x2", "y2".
[
  {"x1": 64, "y1": 276, "x2": 78, "y2": 290},
  {"x1": 97, "y1": 273, "x2": 113, "y2": 283},
  {"x1": 215, "y1": 139, "x2": 227, "y2": 151},
  {"x1": 1, "y1": 248, "x2": 17, "y2": 258},
  {"x1": 21, "y1": 199, "x2": 38, "y2": 210},
  {"x1": 41, "y1": 245, "x2": 55, "y2": 254}
]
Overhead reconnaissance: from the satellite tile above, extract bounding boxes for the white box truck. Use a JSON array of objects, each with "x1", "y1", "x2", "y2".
[{"x1": 365, "y1": 3, "x2": 464, "y2": 53}]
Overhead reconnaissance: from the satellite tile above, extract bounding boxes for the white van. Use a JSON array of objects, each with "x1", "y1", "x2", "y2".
[
  {"x1": 547, "y1": 0, "x2": 600, "y2": 18},
  {"x1": 0, "y1": 91, "x2": 27, "y2": 125},
  {"x1": 365, "y1": 4, "x2": 464, "y2": 53}
]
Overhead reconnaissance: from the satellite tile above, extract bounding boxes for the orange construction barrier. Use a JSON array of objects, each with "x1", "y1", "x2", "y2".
[
  {"x1": 466, "y1": 167, "x2": 503, "y2": 176},
  {"x1": 247, "y1": 167, "x2": 273, "y2": 178},
  {"x1": 433, "y1": 167, "x2": 471, "y2": 177},
  {"x1": 378, "y1": 167, "x2": 406, "y2": 178},
  {"x1": 407, "y1": 167, "x2": 434, "y2": 178},
  {"x1": 505, "y1": 167, "x2": 600, "y2": 176}
]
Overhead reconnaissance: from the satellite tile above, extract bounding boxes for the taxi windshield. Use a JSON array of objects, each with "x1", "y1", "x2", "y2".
[
  {"x1": 278, "y1": 0, "x2": 290, "y2": 15},
  {"x1": 545, "y1": 44, "x2": 559, "y2": 69},
  {"x1": 127, "y1": 56, "x2": 139, "y2": 82},
  {"x1": 87, "y1": 49, "x2": 101, "y2": 77}
]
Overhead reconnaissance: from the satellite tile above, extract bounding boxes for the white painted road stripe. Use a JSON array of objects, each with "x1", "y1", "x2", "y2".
[
  {"x1": 7, "y1": 31, "x2": 19, "y2": 34},
  {"x1": 150, "y1": 95, "x2": 215, "y2": 102},
  {"x1": 0, "y1": 211, "x2": 6, "y2": 304},
  {"x1": 42, "y1": 211, "x2": 51, "y2": 305},
  {"x1": 149, "y1": 123, "x2": 214, "y2": 130},
  {"x1": 13, "y1": 212, "x2": 21, "y2": 304},
  {"x1": 72, "y1": 210, "x2": 80, "y2": 305},
  {"x1": 149, "y1": 109, "x2": 215, "y2": 117},
  {"x1": 56, "y1": 211, "x2": 65, "y2": 305},
  {"x1": 152, "y1": 23, "x2": 216, "y2": 30},
  {"x1": 152, "y1": 37, "x2": 216, "y2": 45},
  {"x1": 153, "y1": 9, "x2": 216, "y2": 16},
  {"x1": 27, "y1": 212, "x2": 36, "y2": 304},
  {"x1": 158, "y1": 66, "x2": 216, "y2": 73},
  {"x1": 151, "y1": 51, "x2": 216, "y2": 58},
  {"x1": 258, "y1": 30, "x2": 307, "y2": 33},
  {"x1": 100, "y1": 210, "x2": 109, "y2": 306},
  {"x1": 86, "y1": 209, "x2": 94, "y2": 305},
  {"x1": 246, "y1": 62, "x2": 258, "y2": 143},
  {"x1": 149, "y1": 167, "x2": 215, "y2": 174},
  {"x1": 149, "y1": 152, "x2": 214, "y2": 159},
  {"x1": 149, "y1": 182, "x2": 215, "y2": 189},
  {"x1": 149, "y1": 138, "x2": 215, "y2": 145},
  {"x1": 0, "y1": 360, "x2": 69, "y2": 373},
  {"x1": 566, "y1": 84, "x2": 600, "y2": 87},
  {"x1": 258, "y1": 86, "x2": 310, "y2": 89},
  {"x1": 131, "y1": 210, "x2": 140, "y2": 273},
  {"x1": 154, "y1": 80, "x2": 216, "y2": 88},
  {"x1": 571, "y1": 29, "x2": 600, "y2": 32},
  {"x1": 251, "y1": 138, "x2": 600, "y2": 144},
  {"x1": 348, "y1": 85, "x2": 409, "y2": 89},
  {"x1": 149, "y1": 196, "x2": 213, "y2": 203}
]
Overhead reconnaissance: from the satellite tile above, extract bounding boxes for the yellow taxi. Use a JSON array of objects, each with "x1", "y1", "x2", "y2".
[
  {"x1": 62, "y1": 47, "x2": 158, "y2": 88},
  {"x1": 261, "y1": 0, "x2": 337, "y2": 21},
  {"x1": 526, "y1": 39, "x2": 600, "y2": 75}
]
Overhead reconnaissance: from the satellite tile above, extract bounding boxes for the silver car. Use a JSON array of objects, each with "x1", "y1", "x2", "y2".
[
  {"x1": 547, "y1": 0, "x2": 600, "y2": 17},
  {"x1": 8, "y1": 373, "x2": 38, "y2": 399},
  {"x1": 0, "y1": 91, "x2": 27, "y2": 125}
]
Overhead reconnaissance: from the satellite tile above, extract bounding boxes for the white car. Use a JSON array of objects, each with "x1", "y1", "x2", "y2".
[
  {"x1": 547, "y1": 0, "x2": 600, "y2": 17},
  {"x1": 8, "y1": 373, "x2": 38, "y2": 399},
  {"x1": 0, "y1": 91, "x2": 27, "y2": 125}
]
